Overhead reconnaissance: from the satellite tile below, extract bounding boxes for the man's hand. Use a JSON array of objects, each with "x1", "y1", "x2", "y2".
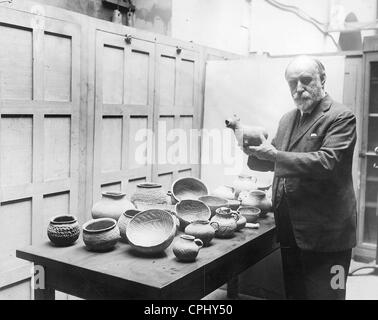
[{"x1": 243, "y1": 134, "x2": 278, "y2": 162}]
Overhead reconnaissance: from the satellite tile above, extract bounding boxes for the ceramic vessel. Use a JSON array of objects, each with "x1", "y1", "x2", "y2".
[
  {"x1": 83, "y1": 218, "x2": 120, "y2": 252},
  {"x1": 198, "y1": 195, "x2": 228, "y2": 218},
  {"x1": 117, "y1": 209, "x2": 140, "y2": 243},
  {"x1": 130, "y1": 183, "x2": 168, "y2": 209},
  {"x1": 227, "y1": 199, "x2": 241, "y2": 211},
  {"x1": 232, "y1": 174, "x2": 257, "y2": 198},
  {"x1": 184, "y1": 220, "x2": 219, "y2": 247},
  {"x1": 47, "y1": 215, "x2": 80, "y2": 246},
  {"x1": 91, "y1": 192, "x2": 135, "y2": 221},
  {"x1": 237, "y1": 206, "x2": 261, "y2": 223},
  {"x1": 170, "y1": 177, "x2": 208, "y2": 203},
  {"x1": 175, "y1": 199, "x2": 211, "y2": 230},
  {"x1": 210, "y1": 207, "x2": 239, "y2": 238},
  {"x1": 212, "y1": 185, "x2": 235, "y2": 200},
  {"x1": 235, "y1": 212, "x2": 247, "y2": 231},
  {"x1": 225, "y1": 114, "x2": 268, "y2": 147},
  {"x1": 172, "y1": 235, "x2": 203, "y2": 262},
  {"x1": 126, "y1": 209, "x2": 176, "y2": 254},
  {"x1": 238, "y1": 190, "x2": 272, "y2": 215}
]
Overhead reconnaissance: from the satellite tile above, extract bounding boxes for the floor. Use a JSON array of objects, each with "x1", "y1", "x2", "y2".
[{"x1": 204, "y1": 259, "x2": 378, "y2": 300}]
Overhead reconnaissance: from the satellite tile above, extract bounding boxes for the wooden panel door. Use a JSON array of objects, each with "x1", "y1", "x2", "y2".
[
  {"x1": 93, "y1": 31, "x2": 155, "y2": 202},
  {"x1": 0, "y1": 7, "x2": 80, "y2": 296},
  {"x1": 153, "y1": 43, "x2": 200, "y2": 191}
]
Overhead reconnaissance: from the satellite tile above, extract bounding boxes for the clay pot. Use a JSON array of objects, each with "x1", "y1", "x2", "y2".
[
  {"x1": 212, "y1": 185, "x2": 235, "y2": 200},
  {"x1": 126, "y1": 209, "x2": 176, "y2": 255},
  {"x1": 170, "y1": 177, "x2": 208, "y2": 203},
  {"x1": 232, "y1": 175, "x2": 257, "y2": 198},
  {"x1": 117, "y1": 209, "x2": 140, "y2": 243},
  {"x1": 238, "y1": 190, "x2": 272, "y2": 215},
  {"x1": 83, "y1": 218, "x2": 120, "y2": 252},
  {"x1": 235, "y1": 212, "x2": 247, "y2": 231},
  {"x1": 210, "y1": 207, "x2": 239, "y2": 239},
  {"x1": 130, "y1": 183, "x2": 168, "y2": 209},
  {"x1": 91, "y1": 192, "x2": 135, "y2": 221},
  {"x1": 198, "y1": 195, "x2": 228, "y2": 218},
  {"x1": 237, "y1": 206, "x2": 261, "y2": 223},
  {"x1": 47, "y1": 215, "x2": 80, "y2": 246},
  {"x1": 225, "y1": 114, "x2": 268, "y2": 147},
  {"x1": 175, "y1": 199, "x2": 211, "y2": 230},
  {"x1": 172, "y1": 235, "x2": 203, "y2": 262},
  {"x1": 185, "y1": 220, "x2": 219, "y2": 247}
]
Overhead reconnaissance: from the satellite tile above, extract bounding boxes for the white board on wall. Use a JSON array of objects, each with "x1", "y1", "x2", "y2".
[{"x1": 200, "y1": 55, "x2": 345, "y2": 192}]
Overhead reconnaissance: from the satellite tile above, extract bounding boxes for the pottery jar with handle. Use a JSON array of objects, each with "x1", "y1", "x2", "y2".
[
  {"x1": 210, "y1": 207, "x2": 239, "y2": 238},
  {"x1": 184, "y1": 220, "x2": 219, "y2": 247},
  {"x1": 172, "y1": 235, "x2": 203, "y2": 262},
  {"x1": 234, "y1": 211, "x2": 247, "y2": 231},
  {"x1": 232, "y1": 174, "x2": 257, "y2": 198},
  {"x1": 91, "y1": 192, "x2": 135, "y2": 221},
  {"x1": 238, "y1": 190, "x2": 272, "y2": 215}
]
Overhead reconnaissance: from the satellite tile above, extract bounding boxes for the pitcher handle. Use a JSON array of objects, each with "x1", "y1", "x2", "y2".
[
  {"x1": 231, "y1": 212, "x2": 239, "y2": 221},
  {"x1": 194, "y1": 239, "x2": 203, "y2": 249},
  {"x1": 210, "y1": 221, "x2": 219, "y2": 231}
]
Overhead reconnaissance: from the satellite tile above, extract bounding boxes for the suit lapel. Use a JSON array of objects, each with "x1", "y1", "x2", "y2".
[
  {"x1": 280, "y1": 110, "x2": 298, "y2": 151},
  {"x1": 288, "y1": 95, "x2": 333, "y2": 151}
]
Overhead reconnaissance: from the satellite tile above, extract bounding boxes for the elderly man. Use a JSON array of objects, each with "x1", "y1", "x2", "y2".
[{"x1": 244, "y1": 56, "x2": 357, "y2": 300}]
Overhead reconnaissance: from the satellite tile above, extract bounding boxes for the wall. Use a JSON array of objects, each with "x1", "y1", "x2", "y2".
[
  {"x1": 171, "y1": 0, "x2": 251, "y2": 55},
  {"x1": 31, "y1": 0, "x2": 173, "y2": 35},
  {"x1": 250, "y1": 0, "x2": 377, "y2": 55}
]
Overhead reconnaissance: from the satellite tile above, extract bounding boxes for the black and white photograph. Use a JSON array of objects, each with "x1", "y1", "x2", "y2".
[{"x1": 0, "y1": 0, "x2": 377, "y2": 303}]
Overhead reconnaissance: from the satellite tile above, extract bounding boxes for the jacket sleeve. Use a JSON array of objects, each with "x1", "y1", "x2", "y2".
[
  {"x1": 247, "y1": 137, "x2": 277, "y2": 172},
  {"x1": 274, "y1": 110, "x2": 356, "y2": 179}
]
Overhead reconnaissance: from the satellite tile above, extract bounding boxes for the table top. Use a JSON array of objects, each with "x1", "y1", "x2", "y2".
[{"x1": 17, "y1": 214, "x2": 276, "y2": 299}]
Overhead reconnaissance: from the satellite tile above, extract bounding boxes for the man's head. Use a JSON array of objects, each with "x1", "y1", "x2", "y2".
[{"x1": 285, "y1": 56, "x2": 326, "y2": 113}]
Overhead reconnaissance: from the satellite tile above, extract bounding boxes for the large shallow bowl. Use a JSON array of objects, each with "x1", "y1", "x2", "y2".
[
  {"x1": 198, "y1": 195, "x2": 228, "y2": 218},
  {"x1": 175, "y1": 199, "x2": 211, "y2": 230},
  {"x1": 126, "y1": 209, "x2": 176, "y2": 254},
  {"x1": 171, "y1": 177, "x2": 208, "y2": 203}
]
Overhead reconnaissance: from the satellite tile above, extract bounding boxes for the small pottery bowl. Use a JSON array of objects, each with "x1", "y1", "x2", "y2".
[
  {"x1": 171, "y1": 177, "x2": 208, "y2": 203},
  {"x1": 118, "y1": 209, "x2": 140, "y2": 243},
  {"x1": 175, "y1": 199, "x2": 211, "y2": 230},
  {"x1": 237, "y1": 206, "x2": 261, "y2": 223},
  {"x1": 47, "y1": 215, "x2": 80, "y2": 246},
  {"x1": 198, "y1": 195, "x2": 228, "y2": 218},
  {"x1": 83, "y1": 218, "x2": 120, "y2": 252},
  {"x1": 126, "y1": 209, "x2": 176, "y2": 254}
]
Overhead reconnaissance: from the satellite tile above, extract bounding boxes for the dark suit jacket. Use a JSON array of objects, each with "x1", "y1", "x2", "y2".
[{"x1": 248, "y1": 95, "x2": 357, "y2": 252}]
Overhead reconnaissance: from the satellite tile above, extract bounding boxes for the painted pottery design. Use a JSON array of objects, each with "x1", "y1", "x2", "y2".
[
  {"x1": 238, "y1": 190, "x2": 272, "y2": 215},
  {"x1": 91, "y1": 192, "x2": 135, "y2": 221},
  {"x1": 184, "y1": 220, "x2": 219, "y2": 247},
  {"x1": 237, "y1": 206, "x2": 261, "y2": 223},
  {"x1": 47, "y1": 215, "x2": 80, "y2": 246},
  {"x1": 232, "y1": 174, "x2": 258, "y2": 198},
  {"x1": 117, "y1": 209, "x2": 140, "y2": 243},
  {"x1": 172, "y1": 235, "x2": 203, "y2": 262},
  {"x1": 130, "y1": 183, "x2": 168, "y2": 209},
  {"x1": 210, "y1": 207, "x2": 239, "y2": 238},
  {"x1": 198, "y1": 195, "x2": 228, "y2": 218},
  {"x1": 83, "y1": 218, "x2": 120, "y2": 252},
  {"x1": 225, "y1": 114, "x2": 268, "y2": 147}
]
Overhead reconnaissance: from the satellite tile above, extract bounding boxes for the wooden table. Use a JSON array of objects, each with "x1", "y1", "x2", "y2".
[{"x1": 16, "y1": 214, "x2": 277, "y2": 300}]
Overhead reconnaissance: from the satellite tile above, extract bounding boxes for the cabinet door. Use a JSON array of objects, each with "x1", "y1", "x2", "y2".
[
  {"x1": 359, "y1": 53, "x2": 378, "y2": 255},
  {"x1": 153, "y1": 43, "x2": 200, "y2": 191},
  {"x1": 0, "y1": 7, "x2": 80, "y2": 296},
  {"x1": 93, "y1": 31, "x2": 155, "y2": 201}
]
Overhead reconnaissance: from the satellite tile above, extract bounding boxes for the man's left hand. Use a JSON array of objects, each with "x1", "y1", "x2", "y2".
[{"x1": 246, "y1": 134, "x2": 278, "y2": 162}]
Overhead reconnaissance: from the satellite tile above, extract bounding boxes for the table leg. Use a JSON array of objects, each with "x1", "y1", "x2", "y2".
[
  {"x1": 34, "y1": 286, "x2": 55, "y2": 300},
  {"x1": 227, "y1": 276, "x2": 239, "y2": 299}
]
